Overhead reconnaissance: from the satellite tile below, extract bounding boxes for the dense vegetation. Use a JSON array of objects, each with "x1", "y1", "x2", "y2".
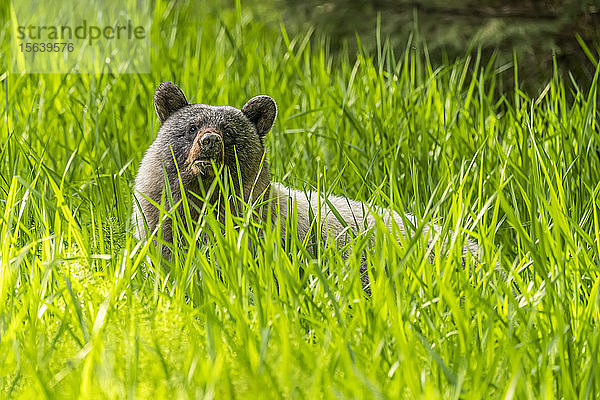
[
  {"x1": 272, "y1": 0, "x2": 600, "y2": 93},
  {"x1": 1, "y1": 1, "x2": 599, "y2": 398}
]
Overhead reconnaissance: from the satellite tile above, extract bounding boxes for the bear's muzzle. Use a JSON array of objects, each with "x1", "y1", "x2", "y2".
[{"x1": 186, "y1": 129, "x2": 224, "y2": 177}]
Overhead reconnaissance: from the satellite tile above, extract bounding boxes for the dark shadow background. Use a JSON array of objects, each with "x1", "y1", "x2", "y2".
[{"x1": 258, "y1": 0, "x2": 600, "y2": 95}]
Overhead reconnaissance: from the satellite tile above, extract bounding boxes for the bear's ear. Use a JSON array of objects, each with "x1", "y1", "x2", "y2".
[
  {"x1": 242, "y1": 95, "x2": 277, "y2": 137},
  {"x1": 154, "y1": 82, "x2": 188, "y2": 123}
]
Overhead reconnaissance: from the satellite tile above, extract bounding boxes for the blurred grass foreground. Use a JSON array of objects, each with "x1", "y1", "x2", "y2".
[{"x1": 1, "y1": 0, "x2": 600, "y2": 398}]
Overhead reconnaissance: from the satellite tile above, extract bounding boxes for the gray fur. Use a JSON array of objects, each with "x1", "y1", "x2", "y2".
[
  {"x1": 269, "y1": 183, "x2": 480, "y2": 263},
  {"x1": 133, "y1": 83, "x2": 484, "y2": 289},
  {"x1": 241, "y1": 96, "x2": 277, "y2": 137},
  {"x1": 154, "y1": 82, "x2": 189, "y2": 123},
  {"x1": 133, "y1": 82, "x2": 271, "y2": 245}
]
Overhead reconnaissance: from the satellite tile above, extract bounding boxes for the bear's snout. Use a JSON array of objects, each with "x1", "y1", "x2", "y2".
[
  {"x1": 199, "y1": 133, "x2": 221, "y2": 155},
  {"x1": 186, "y1": 129, "x2": 224, "y2": 177}
]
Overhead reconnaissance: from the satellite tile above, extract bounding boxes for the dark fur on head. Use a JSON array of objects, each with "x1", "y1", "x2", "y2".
[
  {"x1": 133, "y1": 82, "x2": 277, "y2": 243},
  {"x1": 133, "y1": 84, "x2": 496, "y2": 295}
]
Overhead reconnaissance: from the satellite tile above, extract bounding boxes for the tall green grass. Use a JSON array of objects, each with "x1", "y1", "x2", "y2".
[{"x1": 1, "y1": 1, "x2": 599, "y2": 398}]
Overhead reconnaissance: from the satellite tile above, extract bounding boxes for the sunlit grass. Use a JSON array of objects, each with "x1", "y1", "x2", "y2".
[{"x1": 0, "y1": 0, "x2": 599, "y2": 398}]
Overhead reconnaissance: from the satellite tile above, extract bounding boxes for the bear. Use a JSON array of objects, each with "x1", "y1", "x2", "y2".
[
  {"x1": 132, "y1": 82, "x2": 274, "y2": 247},
  {"x1": 132, "y1": 82, "x2": 482, "y2": 292}
]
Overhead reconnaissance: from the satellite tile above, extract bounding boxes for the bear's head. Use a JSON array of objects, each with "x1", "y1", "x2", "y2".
[{"x1": 153, "y1": 82, "x2": 276, "y2": 202}]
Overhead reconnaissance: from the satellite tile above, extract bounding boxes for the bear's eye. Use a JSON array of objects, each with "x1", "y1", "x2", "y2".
[
  {"x1": 187, "y1": 125, "x2": 198, "y2": 136},
  {"x1": 223, "y1": 127, "x2": 235, "y2": 144}
]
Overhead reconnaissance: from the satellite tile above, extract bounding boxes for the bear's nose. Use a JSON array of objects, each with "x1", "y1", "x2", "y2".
[{"x1": 200, "y1": 133, "x2": 220, "y2": 150}]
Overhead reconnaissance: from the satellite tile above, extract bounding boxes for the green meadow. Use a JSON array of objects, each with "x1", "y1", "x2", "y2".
[{"x1": 1, "y1": 1, "x2": 600, "y2": 398}]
